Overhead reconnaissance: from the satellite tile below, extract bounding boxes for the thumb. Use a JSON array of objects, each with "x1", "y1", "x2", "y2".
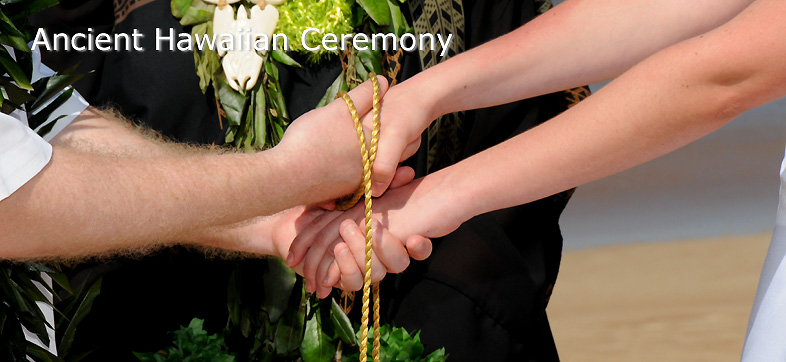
[
  {"x1": 406, "y1": 235, "x2": 432, "y2": 261},
  {"x1": 388, "y1": 166, "x2": 416, "y2": 189},
  {"x1": 371, "y1": 132, "x2": 411, "y2": 197},
  {"x1": 333, "y1": 75, "x2": 389, "y2": 123}
]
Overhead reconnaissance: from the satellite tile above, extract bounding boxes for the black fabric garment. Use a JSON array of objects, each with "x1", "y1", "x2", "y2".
[
  {"x1": 33, "y1": 0, "x2": 572, "y2": 360},
  {"x1": 377, "y1": 1, "x2": 570, "y2": 360}
]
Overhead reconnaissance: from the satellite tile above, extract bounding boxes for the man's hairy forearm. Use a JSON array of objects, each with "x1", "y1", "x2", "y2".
[
  {"x1": 0, "y1": 76, "x2": 385, "y2": 259},
  {"x1": 0, "y1": 97, "x2": 365, "y2": 260},
  {"x1": 0, "y1": 144, "x2": 276, "y2": 258},
  {"x1": 51, "y1": 107, "x2": 212, "y2": 157}
]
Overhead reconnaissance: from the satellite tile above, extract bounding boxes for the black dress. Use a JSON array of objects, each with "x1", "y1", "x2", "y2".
[
  {"x1": 34, "y1": 0, "x2": 574, "y2": 360},
  {"x1": 382, "y1": 2, "x2": 571, "y2": 360}
]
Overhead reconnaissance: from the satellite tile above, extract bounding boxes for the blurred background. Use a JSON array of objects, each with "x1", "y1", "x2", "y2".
[
  {"x1": 560, "y1": 84, "x2": 786, "y2": 249},
  {"x1": 547, "y1": 2, "x2": 786, "y2": 360},
  {"x1": 552, "y1": 92, "x2": 785, "y2": 361}
]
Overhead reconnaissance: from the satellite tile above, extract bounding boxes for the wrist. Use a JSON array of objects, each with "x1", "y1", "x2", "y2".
[
  {"x1": 401, "y1": 170, "x2": 472, "y2": 238},
  {"x1": 189, "y1": 219, "x2": 279, "y2": 257},
  {"x1": 402, "y1": 55, "x2": 477, "y2": 121},
  {"x1": 270, "y1": 130, "x2": 361, "y2": 205},
  {"x1": 434, "y1": 169, "x2": 478, "y2": 225},
  {"x1": 397, "y1": 72, "x2": 450, "y2": 125},
  {"x1": 429, "y1": 167, "x2": 476, "y2": 228}
]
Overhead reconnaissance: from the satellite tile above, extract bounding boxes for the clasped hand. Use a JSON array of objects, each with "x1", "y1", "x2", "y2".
[{"x1": 279, "y1": 76, "x2": 466, "y2": 298}]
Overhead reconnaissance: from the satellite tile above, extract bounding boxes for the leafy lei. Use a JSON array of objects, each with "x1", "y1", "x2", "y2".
[
  {"x1": 167, "y1": 1, "x2": 449, "y2": 361},
  {"x1": 171, "y1": 0, "x2": 410, "y2": 150}
]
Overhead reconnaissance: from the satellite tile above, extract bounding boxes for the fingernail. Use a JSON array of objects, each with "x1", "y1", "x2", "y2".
[
  {"x1": 323, "y1": 275, "x2": 332, "y2": 286},
  {"x1": 372, "y1": 182, "x2": 386, "y2": 196},
  {"x1": 286, "y1": 251, "x2": 294, "y2": 266},
  {"x1": 341, "y1": 221, "x2": 355, "y2": 235},
  {"x1": 320, "y1": 288, "x2": 331, "y2": 299},
  {"x1": 338, "y1": 247, "x2": 349, "y2": 257}
]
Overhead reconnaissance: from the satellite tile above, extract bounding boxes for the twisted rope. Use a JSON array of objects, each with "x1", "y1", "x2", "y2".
[{"x1": 337, "y1": 73, "x2": 382, "y2": 362}]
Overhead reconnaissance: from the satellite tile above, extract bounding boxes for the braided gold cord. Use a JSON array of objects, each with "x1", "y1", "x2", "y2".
[
  {"x1": 338, "y1": 73, "x2": 382, "y2": 362},
  {"x1": 336, "y1": 92, "x2": 369, "y2": 212},
  {"x1": 335, "y1": 181, "x2": 366, "y2": 211},
  {"x1": 369, "y1": 75, "x2": 382, "y2": 362},
  {"x1": 372, "y1": 282, "x2": 381, "y2": 361}
]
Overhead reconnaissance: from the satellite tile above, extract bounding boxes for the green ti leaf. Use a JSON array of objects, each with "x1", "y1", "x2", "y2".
[
  {"x1": 171, "y1": 0, "x2": 194, "y2": 19},
  {"x1": 179, "y1": 0, "x2": 214, "y2": 26},
  {"x1": 300, "y1": 302, "x2": 337, "y2": 362},
  {"x1": 270, "y1": 49, "x2": 302, "y2": 68},
  {"x1": 358, "y1": 47, "x2": 383, "y2": 75},
  {"x1": 30, "y1": 71, "x2": 86, "y2": 111},
  {"x1": 356, "y1": 0, "x2": 391, "y2": 26},
  {"x1": 0, "y1": 46, "x2": 31, "y2": 89},
  {"x1": 24, "y1": 341, "x2": 67, "y2": 362},
  {"x1": 387, "y1": 0, "x2": 411, "y2": 36},
  {"x1": 329, "y1": 298, "x2": 357, "y2": 346},
  {"x1": 261, "y1": 258, "x2": 297, "y2": 323},
  {"x1": 316, "y1": 70, "x2": 348, "y2": 108},
  {"x1": 1, "y1": 0, "x2": 58, "y2": 24},
  {"x1": 1, "y1": 81, "x2": 36, "y2": 111},
  {"x1": 215, "y1": 72, "x2": 246, "y2": 127},
  {"x1": 353, "y1": 54, "x2": 369, "y2": 81},
  {"x1": 35, "y1": 115, "x2": 65, "y2": 137},
  {"x1": 272, "y1": 281, "x2": 306, "y2": 355},
  {"x1": 57, "y1": 277, "x2": 101, "y2": 355},
  {"x1": 28, "y1": 88, "x2": 73, "y2": 129},
  {"x1": 192, "y1": 22, "x2": 219, "y2": 93},
  {"x1": 252, "y1": 85, "x2": 267, "y2": 148},
  {"x1": 0, "y1": 9, "x2": 29, "y2": 52}
]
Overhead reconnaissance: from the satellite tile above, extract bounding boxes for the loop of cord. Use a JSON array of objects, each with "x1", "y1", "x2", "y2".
[{"x1": 337, "y1": 73, "x2": 382, "y2": 362}]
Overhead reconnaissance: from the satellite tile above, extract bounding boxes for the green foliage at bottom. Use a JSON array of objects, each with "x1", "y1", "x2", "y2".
[
  {"x1": 134, "y1": 319, "x2": 235, "y2": 362},
  {"x1": 136, "y1": 317, "x2": 448, "y2": 362},
  {"x1": 341, "y1": 325, "x2": 448, "y2": 362}
]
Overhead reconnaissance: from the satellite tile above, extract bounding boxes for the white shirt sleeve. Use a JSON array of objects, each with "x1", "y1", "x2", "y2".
[
  {"x1": 0, "y1": 47, "x2": 88, "y2": 202},
  {"x1": 0, "y1": 112, "x2": 53, "y2": 201}
]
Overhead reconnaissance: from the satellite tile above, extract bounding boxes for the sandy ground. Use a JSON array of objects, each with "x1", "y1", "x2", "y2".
[{"x1": 548, "y1": 233, "x2": 772, "y2": 362}]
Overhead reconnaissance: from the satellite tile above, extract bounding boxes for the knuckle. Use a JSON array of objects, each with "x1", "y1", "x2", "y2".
[
  {"x1": 371, "y1": 268, "x2": 386, "y2": 282},
  {"x1": 315, "y1": 232, "x2": 335, "y2": 248},
  {"x1": 389, "y1": 257, "x2": 409, "y2": 274},
  {"x1": 346, "y1": 281, "x2": 362, "y2": 292}
]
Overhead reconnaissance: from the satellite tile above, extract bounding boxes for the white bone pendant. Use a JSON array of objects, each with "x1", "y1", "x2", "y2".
[
  {"x1": 221, "y1": 51, "x2": 264, "y2": 91},
  {"x1": 213, "y1": 5, "x2": 280, "y2": 91},
  {"x1": 213, "y1": 5, "x2": 235, "y2": 57},
  {"x1": 249, "y1": 5, "x2": 279, "y2": 40}
]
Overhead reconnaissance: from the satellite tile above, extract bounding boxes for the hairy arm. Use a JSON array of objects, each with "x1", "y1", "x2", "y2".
[{"x1": 0, "y1": 78, "x2": 387, "y2": 260}]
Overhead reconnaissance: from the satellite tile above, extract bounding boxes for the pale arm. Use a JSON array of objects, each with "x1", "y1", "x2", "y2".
[
  {"x1": 369, "y1": 0, "x2": 755, "y2": 195},
  {"x1": 445, "y1": 0, "x2": 786, "y2": 222},
  {"x1": 291, "y1": 0, "x2": 786, "y2": 287}
]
